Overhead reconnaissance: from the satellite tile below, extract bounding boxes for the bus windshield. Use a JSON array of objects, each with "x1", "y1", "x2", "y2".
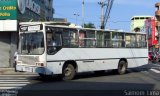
[{"x1": 18, "y1": 32, "x2": 44, "y2": 55}]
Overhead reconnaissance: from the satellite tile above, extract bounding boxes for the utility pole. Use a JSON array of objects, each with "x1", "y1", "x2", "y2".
[
  {"x1": 82, "y1": 0, "x2": 85, "y2": 28},
  {"x1": 98, "y1": 0, "x2": 106, "y2": 29},
  {"x1": 98, "y1": 0, "x2": 114, "y2": 29}
]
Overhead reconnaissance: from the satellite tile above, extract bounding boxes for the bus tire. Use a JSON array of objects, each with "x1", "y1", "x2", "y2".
[
  {"x1": 118, "y1": 60, "x2": 127, "y2": 75},
  {"x1": 62, "y1": 64, "x2": 76, "y2": 81}
]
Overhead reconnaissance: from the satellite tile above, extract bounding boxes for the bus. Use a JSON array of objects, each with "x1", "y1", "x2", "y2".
[{"x1": 16, "y1": 22, "x2": 148, "y2": 80}]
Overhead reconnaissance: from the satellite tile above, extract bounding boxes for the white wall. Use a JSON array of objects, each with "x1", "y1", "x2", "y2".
[{"x1": 0, "y1": 20, "x2": 17, "y2": 31}]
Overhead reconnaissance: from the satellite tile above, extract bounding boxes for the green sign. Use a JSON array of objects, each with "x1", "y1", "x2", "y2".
[{"x1": 0, "y1": 0, "x2": 17, "y2": 20}]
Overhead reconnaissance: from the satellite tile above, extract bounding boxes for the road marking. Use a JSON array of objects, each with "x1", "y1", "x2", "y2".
[
  {"x1": 142, "y1": 71, "x2": 149, "y2": 74},
  {"x1": 0, "y1": 86, "x2": 22, "y2": 89},
  {"x1": 0, "y1": 79, "x2": 28, "y2": 82},
  {"x1": 0, "y1": 81, "x2": 30, "y2": 84},
  {"x1": 0, "y1": 74, "x2": 37, "y2": 77},
  {"x1": 150, "y1": 69, "x2": 160, "y2": 73},
  {"x1": 0, "y1": 77, "x2": 31, "y2": 90},
  {"x1": 0, "y1": 83, "x2": 28, "y2": 87},
  {"x1": 152, "y1": 64, "x2": 160, "y2": 67}
]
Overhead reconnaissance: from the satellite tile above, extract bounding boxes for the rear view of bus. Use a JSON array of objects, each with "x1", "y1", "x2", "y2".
[{"x1": 16, "y1": 23, "x2": 46, "y2": 74}]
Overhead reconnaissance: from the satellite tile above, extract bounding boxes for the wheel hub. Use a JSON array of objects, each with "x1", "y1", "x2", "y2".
[{"x1": 64, "y1": 67, "x2": 72, "y2": 76}]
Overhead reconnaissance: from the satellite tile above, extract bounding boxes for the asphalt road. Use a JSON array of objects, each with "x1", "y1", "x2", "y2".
[{"x1": 0, "y1": 63, "x2": 160, "y2": 96}]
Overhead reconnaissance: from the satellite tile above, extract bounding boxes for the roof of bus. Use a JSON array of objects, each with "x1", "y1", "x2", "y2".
[
  {"x1": 46, "y1": 25, "x2": 146, "y2": 35},
  {"x1": 19, "y1": 21, "x2": 70, "y2": 26},
  {"x1": 19, "y1": 22, "x2": 146, "y2": 35}
]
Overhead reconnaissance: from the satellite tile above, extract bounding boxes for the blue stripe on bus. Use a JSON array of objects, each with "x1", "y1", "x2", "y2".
[{"x1": 47, "y1": 57, "x2": 148, "y2": 62}]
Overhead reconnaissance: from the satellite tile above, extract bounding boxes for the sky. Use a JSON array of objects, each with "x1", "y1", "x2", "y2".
[{"x1": 53, "y1": 0, "x2": 160, "y2": 31}]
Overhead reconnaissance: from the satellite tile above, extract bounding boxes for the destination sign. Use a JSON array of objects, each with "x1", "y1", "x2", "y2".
[{"x1": 20, "y1": 24, "x2": 43, "y2": 32}]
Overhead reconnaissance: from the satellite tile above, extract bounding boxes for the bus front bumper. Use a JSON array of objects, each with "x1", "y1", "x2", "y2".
[{"x1": 16, "y1": 65, "x2": 52, "y2": 75}]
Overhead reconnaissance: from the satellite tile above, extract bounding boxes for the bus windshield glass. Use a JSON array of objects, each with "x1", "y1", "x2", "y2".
[{"x1": 18, "y1": 32, "x2": 44, "y2": 55}]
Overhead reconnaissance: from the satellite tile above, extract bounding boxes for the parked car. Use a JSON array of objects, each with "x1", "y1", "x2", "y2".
[
  {"x1": 148, "y1": 51, "x2": 159, "y2": 63},
  {"x1": 157, "y1": 51, "x2": 160, "y2": 62},
  {"x1": 148, "y1": 51, "x2": 153, "y2": 61}
]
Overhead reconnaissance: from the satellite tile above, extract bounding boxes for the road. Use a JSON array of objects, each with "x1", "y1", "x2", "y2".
[{"x1": 0, "y1": 63, "x2": 160, "y2": 96}]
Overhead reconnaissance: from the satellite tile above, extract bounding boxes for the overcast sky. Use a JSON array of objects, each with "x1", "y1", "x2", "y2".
[{"x1": 54, "y1": 0, "x2": 160, "y2": 31}]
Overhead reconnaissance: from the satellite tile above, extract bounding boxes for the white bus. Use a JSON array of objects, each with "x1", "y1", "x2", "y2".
[{"x1": 16, "y1": 22, "x2": 148, "y2": 80}]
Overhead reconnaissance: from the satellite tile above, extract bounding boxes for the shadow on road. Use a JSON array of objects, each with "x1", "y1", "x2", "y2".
[
  {"x1": 27, "y1": 67, "x2": 149, "y2": 82},
  {"x1": 17, "y1": 70, "x2": 155, "y2": 96},
  {"x1": 18, "y1": 81, "x2": 155, "y2": 96},
  {"x1": 27, "y1": 69, "x2": 131, "y2": 82}
]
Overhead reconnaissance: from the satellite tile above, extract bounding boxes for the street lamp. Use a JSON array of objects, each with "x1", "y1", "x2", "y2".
[
  {"x1": 74, "y1": 13, "x2": 80, "y2": 25},
  {"x1": 82, "y1": 0, "x2": 85, "y2": 28}
]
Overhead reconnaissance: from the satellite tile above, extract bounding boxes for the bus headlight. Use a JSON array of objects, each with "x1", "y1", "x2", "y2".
[
  {"x1": 36, "y1": 62, "x2": 45, "y2": 67},
  {"x1": 16, "y1": 61, "x2": 22, "y2": 65}
]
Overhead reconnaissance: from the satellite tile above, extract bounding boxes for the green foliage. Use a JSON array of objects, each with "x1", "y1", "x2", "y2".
[{"x1": 83, "y1": 23, "x2": 95, "y2": 28}]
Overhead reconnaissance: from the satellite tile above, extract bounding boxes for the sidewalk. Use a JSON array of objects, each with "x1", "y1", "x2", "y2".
[{"x1": 0, "y1": 68, "x2": 36, "y2": 75}]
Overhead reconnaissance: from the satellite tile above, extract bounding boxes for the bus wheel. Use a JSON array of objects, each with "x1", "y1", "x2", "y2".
[
  {"x1": 118, "y1": 60, "x2": 127, "y2": 75},
  {"x1": 62, "y1": 64, "x2": 76, "y2": 81}
]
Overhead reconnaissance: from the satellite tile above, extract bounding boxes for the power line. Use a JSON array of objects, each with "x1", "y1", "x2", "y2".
[
  {"x1": 55, "y1": 13, "x2": 130, "y2": 23},
  {"x1": 104, "y1": 0, "x2": 114, "y2": 29}
]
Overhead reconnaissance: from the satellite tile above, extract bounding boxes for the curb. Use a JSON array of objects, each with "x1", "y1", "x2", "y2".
[{"x1": 0, "y1": 68, "x2": 36, "y2": 75}]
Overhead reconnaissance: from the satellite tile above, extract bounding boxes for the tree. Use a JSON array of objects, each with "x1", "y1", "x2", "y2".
[{"x1": 83, "y1": 23, "x2": 95, "y2": 28}]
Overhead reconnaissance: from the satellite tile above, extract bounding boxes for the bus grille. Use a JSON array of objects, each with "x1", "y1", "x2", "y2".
[{"x1": 18, "y1": 56, "x2": 39, "y2": 65}]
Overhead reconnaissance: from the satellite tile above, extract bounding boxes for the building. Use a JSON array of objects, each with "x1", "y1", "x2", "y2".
[
  {"x1": 131, "y1": 16, "x2": 152, "y2": 32},
  {"x1": 145, "y1": 17, "x2": 158, "y2": 52},
  {"x1": 0, "y1": 0, "x2": 54, "y2": 68},
  {"x1": 0, "y1": 0, "x2": 18, "y2": 68},
  {"x1": 17, "y1": 0, "x2": 54, "y2": 21},
  {"x1": 155, "y1": 2, "x2": 160, "y2": 52}
]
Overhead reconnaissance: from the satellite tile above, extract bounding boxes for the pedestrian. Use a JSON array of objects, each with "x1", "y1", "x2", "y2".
[{"x1": 14, "y1": 51, "x2": 17, "y2": 71}]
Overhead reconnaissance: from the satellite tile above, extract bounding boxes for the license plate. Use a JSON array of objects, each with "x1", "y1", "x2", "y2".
[{"x1": 25, "y1": 67, "x2": 32, "y2": 72}]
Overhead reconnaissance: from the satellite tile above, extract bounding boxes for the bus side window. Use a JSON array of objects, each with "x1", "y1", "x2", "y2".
[
  {"x1": 79, "y1": 31, "x2": 85, "y2": 47},
  {"x1": 97, "y1": 32, "x2": 105, "y2": 48},
  {"x1": 54, "y1": 33, "x2": 62, "y2": 46},
  {"x1": 79, "y1": 30, "x2": 96, "y2": 48},
  {"x1": 121, "y1": 40, "x2": 125, "y2": 47},
  {"x1": 63, "y1": 29, "x2": 78, "y2": 48},
  {"x1": 104, "y1": 32, "x2": 111, "y2": 48},
  {"x1": 125, "y1": 34, "x2": 136, "y2": 48},
  {"x1": 47, "y1": 31, "x2": 54, "y2": 46}
]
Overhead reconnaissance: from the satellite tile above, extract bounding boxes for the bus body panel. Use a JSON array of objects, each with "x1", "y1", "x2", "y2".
[
  {"x1": 16, "y1": 48, "x2": 148, "y2": 75},
  {"x1": 45, "y1": 48, "x2": 148, "y2": 74}
]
